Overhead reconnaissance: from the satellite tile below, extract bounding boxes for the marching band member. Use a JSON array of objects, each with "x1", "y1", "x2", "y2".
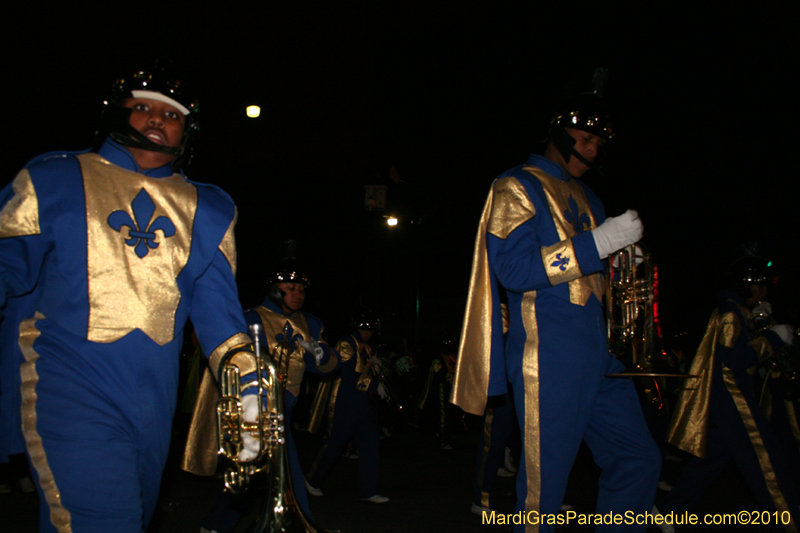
[
  {"x1": 0, "y1": 64, "x2": 253, "y2": 533},
  {"x1": 190, "y1": 258, "x2": 339, "y2": 530},
  {"x1": 658, "y1": 257, "x2": 799, "y2": 532},
  {"x1": 417, "y1": 337, "x2": 459, "y2": 450},
  {"x1": 452, "y1": 87, "x2": 660, "y2": 532},
  {"x1": 306, "y1": 314, "x2": 390, "y2": 503}
]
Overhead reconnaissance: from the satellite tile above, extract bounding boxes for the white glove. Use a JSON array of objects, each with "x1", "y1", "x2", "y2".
[
  {"x1": 298, "y1": 339, "x2": 324, "y2": 366},
  {"x1": 751, "y1": 301, "x2": 773, "y2": 318},
  {"x1": 377, "y1": 383, "x2": 387, "y2": 400},
  {"x1": 770, "y1": 324, "x2": 794, "y2": 345},
  {"x1": 239, "y1": 395, "x2": 261, "y2": 462},
  {"x1": 592, "y1": 210, "x2": 643, "y2": 259}
]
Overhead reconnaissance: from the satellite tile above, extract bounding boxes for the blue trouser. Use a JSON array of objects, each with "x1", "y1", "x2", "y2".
[
  {"x1": 308, "y1": 397, "x2": 380, "y2": 499},
  {"x1": 658, "y1": 372, "x2": 799, "y2": 531},
  {"x1": 766, "y1": 379, "x2": 800, "y2": 488},
  {"x1": 474, "y1": 393, "x2": 517, "y2": 509},
  {"x1": 26, "y1": 327, "x2": 178, "y2": 533},
  {"x1": 510, "y1": 352, "x2": 660, "y2": 533}
]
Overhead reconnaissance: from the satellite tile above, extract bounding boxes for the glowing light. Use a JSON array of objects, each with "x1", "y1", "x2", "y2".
[
  {"x1": 387, "y1": 217, "x2": 398, "y2": 226},
  {"x1": 246, "y1": 105, "x2": 261, "y2": 118}
]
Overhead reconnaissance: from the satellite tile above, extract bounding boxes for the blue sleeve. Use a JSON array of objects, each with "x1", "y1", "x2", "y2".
[
  {"x1": 190, "y1": 248, "x2": 248, "y2": 359},
  {"x1": 302, "y1": 343, "x2": 340, "y2": 375},
  {"x1": 488, "y1": 229, "x2": 601, "y2": 293}
]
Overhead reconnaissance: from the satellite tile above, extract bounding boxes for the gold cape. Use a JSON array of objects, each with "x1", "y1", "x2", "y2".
[{"x1": 666, "y1": 305, "x2": 747, "y2": 457}]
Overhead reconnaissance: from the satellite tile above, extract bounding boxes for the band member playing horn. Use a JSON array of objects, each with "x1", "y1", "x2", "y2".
[
  {"x1": 452, "y1": 84, "x2": 661, "y2": 532},
  {"x1": 306, "y1": 313, "x2": 390, "y2": 503},
  {"x1": 189, "y1": 256, "x2": 340, "y2": 531},
  {"x1": 0, "y1": 64, "x2": 255, "y2": 533},
  {"x1": 656, "y1": 257, "x2": 799, "y2": 532}
]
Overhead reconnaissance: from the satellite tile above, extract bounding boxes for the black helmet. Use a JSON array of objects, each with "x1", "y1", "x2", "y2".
[
  {"x1": 353, "y1": 312, "x2": 380, "y2": 331},
  {"x1": 723, "y1": 256, "x2": 776, "y2": 298},
  {"x1": 549, "y1": 92, "x2": 614, "y2": 171},
  {"x1": 440, "y1": 334, "x2": 458, "y2": 355},
  {"x1": 550, "y1": 93, "x2": 615, "y2": 141},
  {"x1": 268, "y1": 259, "x2": 310, "y2": 287},
  {"x1": 731, "y1": 256, "x2": 775, "y2": 285},
  {"x1": 266, "y1": 258, "x2": 309, "y2": 310},
  {"x1": 96, "y1": 62, "x2": 199, "y2": 170}
]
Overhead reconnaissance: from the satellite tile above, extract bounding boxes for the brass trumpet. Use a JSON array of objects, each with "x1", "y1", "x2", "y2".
[
  {"x1": 217, "y1": 323, "x2": 327, "y2": 532},
  {"x1": 216, "y1": 325, "x2": 279, "y2": 492}
]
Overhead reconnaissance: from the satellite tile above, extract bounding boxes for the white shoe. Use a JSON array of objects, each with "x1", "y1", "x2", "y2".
[
  {"x1": 304, "y1": 478, "x2": 323, "y2": 497},
  {"x1": 471, "y1": 503, "x2": 494, "y2": 516},
  {"x1": 361, "y1": 494, "x2": 389, "y2": 503},
  {"x1": 652, "y1": 506, "x2": 675, "y2": 533},
  {"x1": 497, "y1": 467, "x2": 515, "y2": 477}
]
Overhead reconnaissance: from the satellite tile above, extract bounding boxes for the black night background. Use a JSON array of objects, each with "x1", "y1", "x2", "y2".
[
  {"x1": 2, "y1": 3, "x2": 799, "y2": 532},
  {"x1": 5, "y1": 4, "x2": 797, "y2": 346}
]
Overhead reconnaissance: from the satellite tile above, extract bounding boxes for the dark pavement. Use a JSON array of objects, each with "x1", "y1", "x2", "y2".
[{"x1": 1, "y1": 408, "x2": 778, "y2": 533}]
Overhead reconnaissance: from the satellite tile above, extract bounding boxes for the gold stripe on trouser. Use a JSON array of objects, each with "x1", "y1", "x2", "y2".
[
  {"x1": 521, "y1": 292, "x2": 541, "y2": 532},
  {"x1": 723, "y1": 367, "x2": 797, "y2": 533},
  {"x1": 18, "y1": 313, "x2": 73, "y2": 533},
  {"x1": 478, "y1": 409, "x2": 495, "y2": 508}
]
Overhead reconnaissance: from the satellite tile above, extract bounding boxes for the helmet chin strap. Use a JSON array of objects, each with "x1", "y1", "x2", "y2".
[
  {"x1": 267, "y1": 283, "x2": 286, "y2": 310},
  {"x1": 551, "y1": 126, "x2": 596, "y2": 171},
  {"x1": 110, "y1": 126, "x2": 183, "y2": 156}
]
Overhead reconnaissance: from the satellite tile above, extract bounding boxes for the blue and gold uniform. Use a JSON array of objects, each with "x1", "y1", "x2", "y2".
[
  {"x1": 661, "y1": 292, "x2": 799, "y2": 531},
  {"x1": 452, "y1": 154, "x2": 660, "y2": 532},
  {"x1": 187, "y1": 295, "x2": 339, "y2": 531},
  {"x1": 307, "y1": 331, "x2": 383, "y2": 499},
  {"x1": 0, "y1": 139, "x2": 250, "y2": 533},
  {"x1": 246, "y1": 299, "x2": 339, "y2": 516}
]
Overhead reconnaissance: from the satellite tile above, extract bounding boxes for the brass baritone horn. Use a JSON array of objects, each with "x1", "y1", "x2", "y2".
[
  {"x1": 605, "y1": 245, "x2": 694, "y2": 411},
  {"x1": 216, "y1": 323, "x2": 328, "y2": 532}
]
